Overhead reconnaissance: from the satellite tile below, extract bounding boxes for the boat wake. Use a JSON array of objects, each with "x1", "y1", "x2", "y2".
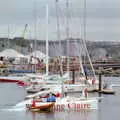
[
  {"x1": 0, "y1": 99, "x2": 32, "y2": 112},
  {"x1": 1, "y1": 107, "x2": 26, "y2": 112},
  {"x1": 110, "y1": 84, "x2": 120, "y2": 87}
]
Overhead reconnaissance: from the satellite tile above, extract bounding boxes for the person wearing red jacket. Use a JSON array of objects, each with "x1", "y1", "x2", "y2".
[
  {"x1": 84, "y1": 88, "x2": 88, "y2": 99},
  {"x1": 31, "y1": 99, "x2": 36, "y2": 107}
]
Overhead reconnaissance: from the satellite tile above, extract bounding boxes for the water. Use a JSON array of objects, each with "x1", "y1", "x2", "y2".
[{"x1": 0, "y1": 77, "x2": 120, "y2": 120}]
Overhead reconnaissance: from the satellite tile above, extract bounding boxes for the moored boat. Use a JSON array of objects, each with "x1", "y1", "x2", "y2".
[
  {"x1": 0, "y1": 76, "x2": 23, "y2": 83},
  {"x1": 92, "y1": 84, "x2": 115, "y2": 94}
]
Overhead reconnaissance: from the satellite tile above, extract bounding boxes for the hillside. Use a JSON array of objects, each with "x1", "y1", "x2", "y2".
[{"x1": 0, "y1": 37, "x2": 120, "y2": 60}]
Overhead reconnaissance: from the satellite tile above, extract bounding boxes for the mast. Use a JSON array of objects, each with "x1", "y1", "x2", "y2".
[
  {"x1": 55, "y1": 0, "x2": 64, "y2": 97},
  {"x1": 76, "y1": 41, "x2": 85, "y2": 76},
  {"x1": 55, "y1": 0, "x2": 63, "y2": 76},
  {"x1": 7, "y1": 24, "x2": 10, "y2": 49},
  {"x1": 45, "y1": 4, "x2": 49, "y2": 76},
  {"x1": 34, "y1": 0, "x2": 37, "y2": 73},
  {"x1": 82, "y1": 0, "x2": 97, "y2": 80},
  {"x1": 66, "y1": 0, "x2": 70, "y2": 79}
]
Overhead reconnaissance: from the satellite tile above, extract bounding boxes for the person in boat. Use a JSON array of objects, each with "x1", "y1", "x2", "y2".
[
  {"x1": 56, "y1": 92, "x2": 61, "y2": 97},
  {"x1": 92, "y1": 79, "x2": 96, "y2": 85},
  {"x1": 38, "y1": 94, "x2": 49, "y2": 102},
  {"x1": 31, "y1": 98, "x2": 36, "y2": 107},
  {"x1": 103, "y1": 82, "x2": 108, "y2": 89},
  {"x1": 64, "y1": 92, "x2": 67, "y2": 97},
  {"x1": 84, "y1": 88, "x2": 88, "y2": 99},
  {"x1": 46, "y1": 93, "x2": 56, "y2": 102}
]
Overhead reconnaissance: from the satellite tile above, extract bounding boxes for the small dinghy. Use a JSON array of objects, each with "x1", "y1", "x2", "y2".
[
  {"x1": 26, "y1": 102, "x2": 54, "y2": 112},
  {"x1": 102, "y1": 84, "x2": 115, "y2": 94}
]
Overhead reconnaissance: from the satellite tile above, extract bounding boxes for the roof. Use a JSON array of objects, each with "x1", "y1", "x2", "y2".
[
  {"x1": 0, "y1": 49, "x2": 25, "y2": 58},
  {"x1": 28, "y1": 50, "x2": 46, "y2": 58}
]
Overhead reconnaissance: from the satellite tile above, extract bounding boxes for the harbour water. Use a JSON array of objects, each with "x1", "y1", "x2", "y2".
[{"x1": 0, "y1": 77, "x2": 120, "y2": 120}]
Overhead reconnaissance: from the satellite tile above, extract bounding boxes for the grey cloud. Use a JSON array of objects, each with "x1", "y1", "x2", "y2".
[{"x1": 0, "y1": 0, "x2": 120, "y2": 41}]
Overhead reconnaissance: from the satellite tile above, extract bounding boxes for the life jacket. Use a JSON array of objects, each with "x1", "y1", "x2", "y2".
[
  {"x1": 56, "y1": 93, "x2": 61, "y2": 97},
  {"x1": 32, "y1": 100, "x2": 36, "y2": 107},
  {"x1": 47, "y1": 96, "x2": 56, "y2": 102}
]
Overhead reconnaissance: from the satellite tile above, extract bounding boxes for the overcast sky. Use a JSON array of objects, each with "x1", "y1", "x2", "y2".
[{"x1": 0, "y1": 0, "x2": 120, "y2": 41}]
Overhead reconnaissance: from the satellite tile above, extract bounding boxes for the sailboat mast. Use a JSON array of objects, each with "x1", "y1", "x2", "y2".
[
  {"x1": 7, "y1": 24, "x2": 10, "y2": 49},
  {"x1": 55, "y1": 0, "x2": 64, "y2": 97},
  {"x1": 46, "y1": 4, "x2": 49, "y2": 76},
  {"x1": 34, "y1": 0, "x2": 37, "y2": 73},
  {"x1": 66, "y1": 0, "x2": 70, "y2": 79},
  {"x1": 82, "y1": 0, "x2": 97, "y2": 80},
  {"x1": 55, "y1": 0, "x2": 63, "y2": 76}
]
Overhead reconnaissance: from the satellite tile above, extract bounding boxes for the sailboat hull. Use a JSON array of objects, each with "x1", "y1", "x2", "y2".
[
  {"x1": 63, "y1": 84, "x2": 97, "y2": 93},
  {"x1": 26, "y1": 97, "x2": 98, "y2": 112},
  {"x1": 26, "y1": 102, "x2": 55, "y2": 112},
  {"x1": 26, "y1": 84, "x2": 97, "y2": 94},
  {"x1": 53, "y1": 97, "x2": 98, "y2": 111}
]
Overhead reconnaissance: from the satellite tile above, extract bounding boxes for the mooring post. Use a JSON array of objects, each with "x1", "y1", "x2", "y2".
[
  {"x1": 98, "y1": 67, "x2": 103, "y2": 101},
  {"x1": 72, "y1": 69, "x2": 75, "y2": 84}
]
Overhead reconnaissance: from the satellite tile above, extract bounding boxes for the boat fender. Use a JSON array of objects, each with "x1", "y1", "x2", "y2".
[{"x1": 26, "y1": 104, "x2": 32, "y2": 108}]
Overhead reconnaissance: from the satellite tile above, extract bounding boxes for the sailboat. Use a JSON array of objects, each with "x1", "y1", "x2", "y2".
[
  {"x1": 25, "y1": 1, "x2": 99, "y2": 112},
  {"x1": 53, "y1": 0, "x2": 98, "y2": 93},
  {"x1": 25, "y1": 85, "x2": 98, "y2": 111},
  {"x1": 53, "y1": 0, "x2": 98, "y2": 110},
  {"x1": 24, "y1": 0, "x2": 98, "y2": 93}
]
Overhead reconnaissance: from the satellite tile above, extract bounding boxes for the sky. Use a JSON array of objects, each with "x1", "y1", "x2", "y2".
[{"x1": 0, "y1": 0, "x2": 120, "y2": 41}]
